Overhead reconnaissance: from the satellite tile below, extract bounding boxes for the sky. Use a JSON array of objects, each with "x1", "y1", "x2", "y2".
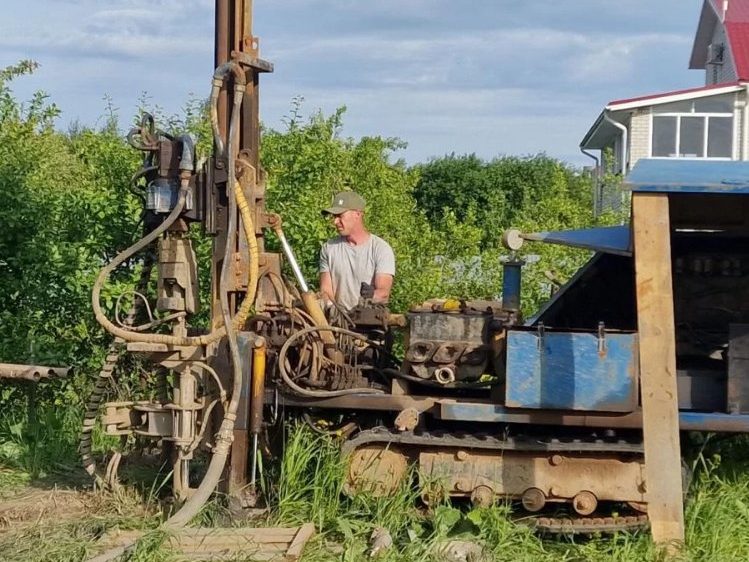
[{"x1": 1, "y1": 0, "x2": 706, "y2": 167}]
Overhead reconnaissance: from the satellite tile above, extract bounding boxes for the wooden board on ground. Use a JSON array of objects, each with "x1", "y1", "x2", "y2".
[
  {"x1": 94, "y1": 524, "x2": 315, "y2": 561},
  {"x1": 631, "y1": 192, "x2": 685, "y2": 546}
]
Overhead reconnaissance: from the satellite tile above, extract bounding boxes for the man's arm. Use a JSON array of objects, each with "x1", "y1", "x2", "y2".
[
  {"x1": 372, "y1": 273, "x2": 393, "y2": 303},
  {"x1": 372, "y1": 238, "x2": 395, "y2": 303},
  {"x1": 319, "y1": 243, "x2": 335, "y2": 303},
  {"x1": 319, "y1": 271, "x2": 335, "y2": 302}
]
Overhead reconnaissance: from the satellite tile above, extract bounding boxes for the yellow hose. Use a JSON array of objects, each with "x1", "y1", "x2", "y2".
[{"x1": 93, "y1": 181, "x2": 259, "y2": 346}]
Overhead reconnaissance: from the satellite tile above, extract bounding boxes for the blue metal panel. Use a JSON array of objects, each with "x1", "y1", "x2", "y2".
[
  {"x1": 522, "y1": 226, "x2": 632, "y2": 256},
  {"x1": 679, "y1": 412, "x2": 749, "y2": 433},
  {"x1": 438, "y1": 402, "x2": 642, "y2": 427},
  {"x1": 505, "y1": 329, "x2": 639, "y2": 412},
  {"x1": 437, "y1": 402, "x2": 749, "y2": 434},
  {"x1": 626, "y1": 159, "x2": 749, "y2": 193}
]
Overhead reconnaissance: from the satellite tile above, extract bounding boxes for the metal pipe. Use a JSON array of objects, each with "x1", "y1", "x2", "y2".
[
  {"x1": 743, "y1": 83, "x2": 749, "y2": 160},
  {"x1": 273, "y1": 226, "x2": 309, "y2": 293},
  {"x1": 502, "y1": 259, "x2": 524, "y2": 311},
  {"x1": 0, "y1": 363, "x2": 69, "y2": 381},
  {"x1": 580, "y1": 147, "x2": 601, "y2": 215},
  {"x1": 603, "y1": 111, "x2": 628, "y2": 174}
]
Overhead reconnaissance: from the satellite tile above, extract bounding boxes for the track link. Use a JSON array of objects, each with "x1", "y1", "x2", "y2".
[{"x1": 530, "y1": 514, "x2": 649, "y2": 534}]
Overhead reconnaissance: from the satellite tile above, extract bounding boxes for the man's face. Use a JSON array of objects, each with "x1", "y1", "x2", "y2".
[{"x1": 332, "y1": 210, "x2": 361, "y2": 236}]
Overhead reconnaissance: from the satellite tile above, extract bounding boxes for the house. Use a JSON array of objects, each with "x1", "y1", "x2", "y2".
[{"x1": 580, "y1": 0, "x2": 749, "y2": 213}]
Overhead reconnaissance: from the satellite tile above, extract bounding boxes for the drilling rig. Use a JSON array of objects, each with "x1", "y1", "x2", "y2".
[{"x1": 83, "y1": 0, "x2": 749, "y2": 547}]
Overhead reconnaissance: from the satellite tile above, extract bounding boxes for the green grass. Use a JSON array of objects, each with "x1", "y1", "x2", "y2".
[
  {"x1": 0, "y1": 404, "x2": 82, "y2": 480},
  {"x1": 2, "y1": 407, "x2": 749, "y2": 561},
  {"x1": 269, "y1": 426, "x2": 749, "y2": 562}
]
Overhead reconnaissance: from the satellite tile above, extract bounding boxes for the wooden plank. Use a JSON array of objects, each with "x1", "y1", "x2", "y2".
[
  {"x1": 728, "y1": 324, "x2": 749, "y2": 413},
  {"x1": 102, "y1": 528, "x2": 297, "y2": 545},
  {"x1": 94, "y1": 526, "x2": 311, "y2": 562},
  {"x1": 286, "y1": 523, "x2": 315, "y2": 560},
  {"x1": 631, "y1": 193, "x2": 685, "y2": 547},
  {"x1": 179, "y1": 551, "x2": 281, "y2": 561}
]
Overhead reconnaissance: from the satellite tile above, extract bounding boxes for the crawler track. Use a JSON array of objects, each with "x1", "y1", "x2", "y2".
[
  {"x1": 342, "y1": 427, "x2": 644, "y2": 455},
  {"x1": 344, "y1": 427, "x2": 648, "y2": 534}
]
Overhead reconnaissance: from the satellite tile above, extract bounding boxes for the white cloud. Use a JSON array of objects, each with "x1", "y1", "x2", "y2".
[
  {"x1": 0, "y1": 3, "x2": 212, "y2": 60},
  {"x1": 1, "y1": 0, "x2": 705, "y2": 167},
  {"x1": 567, "y1": 33, "x2": 691, "y2": 83}
]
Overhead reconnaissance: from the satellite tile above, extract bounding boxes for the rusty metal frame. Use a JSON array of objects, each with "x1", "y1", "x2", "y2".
[{"x1": 213, "y1": 0, "x2": 277, "y2": 495}]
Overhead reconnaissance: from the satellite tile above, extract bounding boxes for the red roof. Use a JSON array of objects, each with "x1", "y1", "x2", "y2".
[
  {"x1": 727, "y1": 21, "x2": 749, "y2": 79},
  {"x1": 711, "y1": 0, "x2": 749, "y2": 21},
  {"x1": 705, "y1": 0, "x2": 749, "y2": 79},
  {"x1": 607, "y1": 81, "x2": 743, "y2": 108}
]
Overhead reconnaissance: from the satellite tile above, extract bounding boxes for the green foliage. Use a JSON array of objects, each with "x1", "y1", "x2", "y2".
[
  {"x1": 262, "y1": 106, "x2": 513, "y2": 311},
  {"x1": 414, "y1": 153, "x2": 592, "y2": 244},
  {"x1": 413, "y1": 152, "x2": 608, "y2": 315},
  {"x1": 263, "y1": 106, "x2": 439, "y2": 310},
  {"x1": 0, "y1": 62, "x2": 144, "y2": 422}
]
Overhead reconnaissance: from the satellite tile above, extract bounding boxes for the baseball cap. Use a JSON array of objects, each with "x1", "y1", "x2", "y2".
[{"x1": 322, "y1": 191, "x2": 366, "y2": 216}]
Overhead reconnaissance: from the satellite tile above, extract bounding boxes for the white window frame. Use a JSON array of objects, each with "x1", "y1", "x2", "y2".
[{"x1": 648, "y1": 96, "x2": 735, "y2": 160}]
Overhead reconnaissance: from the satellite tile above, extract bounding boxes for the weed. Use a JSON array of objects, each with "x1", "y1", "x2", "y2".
[{"x1": 4, "y1": 412, "x2": 749, "y2": 561}]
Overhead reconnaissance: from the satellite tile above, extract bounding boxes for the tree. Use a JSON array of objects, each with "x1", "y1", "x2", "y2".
[{"x1": 0, "y1": 62, "x2": 142, "y2": 410}]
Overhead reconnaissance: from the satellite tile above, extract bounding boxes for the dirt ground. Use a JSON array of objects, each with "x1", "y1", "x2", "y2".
[{"x1": 0, "y1": 486, "x2": 93, "y2": 532}]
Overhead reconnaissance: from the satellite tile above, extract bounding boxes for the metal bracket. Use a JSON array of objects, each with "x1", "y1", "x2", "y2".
[
  {"x1": 537, "y1": 322, "x2": 545, "y2": 350},
  {"x1": 231, "y1": 50, "x2": 274, "y2": 73},
  {"x1": 597, "y1": 322, "x2": 607, "y2": 353}
]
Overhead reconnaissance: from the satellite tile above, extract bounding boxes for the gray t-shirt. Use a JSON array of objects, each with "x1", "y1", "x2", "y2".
[{"x1": 319, "y1": 234, "x2": 395, "y2": 310}]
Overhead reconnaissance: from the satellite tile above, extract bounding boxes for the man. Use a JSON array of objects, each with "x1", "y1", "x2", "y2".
[{"x1": 319, "y1": 191, "x2": 395, "y2": 311}]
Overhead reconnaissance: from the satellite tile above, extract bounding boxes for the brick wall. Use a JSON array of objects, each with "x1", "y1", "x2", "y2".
[{"x1": 629, "y1": 109, "x2": 651, "y2": 166}]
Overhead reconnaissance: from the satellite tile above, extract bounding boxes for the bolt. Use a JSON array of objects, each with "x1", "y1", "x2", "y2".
[
  {"x1": 456, "y1": 450, "x2": 469, "y2": 461},
  {"x1": 550, "y1": 486, "x2": 560, "y2": 497},
  {"x1": 550, "y1": 454, "x2": 563, "y2": 466}
]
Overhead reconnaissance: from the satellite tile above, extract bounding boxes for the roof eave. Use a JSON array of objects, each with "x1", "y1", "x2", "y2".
[
  {"x1": 607, "y1": 83, "x2": 744, "y2": 111},
  {"x1": 579, "y1": 111, "x2": 606, "y2": 149},
  {"x1": 580, "y1": 109, "x2": 629, "y2": 150},
  {"x1": 689, "y1": 0, "x2": 720, "y2": 69}
]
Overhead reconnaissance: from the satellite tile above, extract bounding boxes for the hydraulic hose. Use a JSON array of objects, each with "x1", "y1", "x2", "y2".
[
  {"x1": 91, "y1": 177, "x2": 259, "y2": 346},
  {"x1": 91, "y1": 183, "x2": 189, "y2": 342},
  {"x1": 86, "y1": 60, "x2": 255, "y2": 558},
  {"x1": 278, "y1": 325, "x2": 385, "y2": 397},
  {"x1": 166, "y1": 64, "x2": 247, "y2": 528},
  {"x1": 210, "y1": 61, "x2": 246, "y2": 159},
  {"x1": 80, "y1": 245, "x2": 157, "y2": 479},
  {"x1": 93, "y1": 62, "x2": 255, "y2": 347}
]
